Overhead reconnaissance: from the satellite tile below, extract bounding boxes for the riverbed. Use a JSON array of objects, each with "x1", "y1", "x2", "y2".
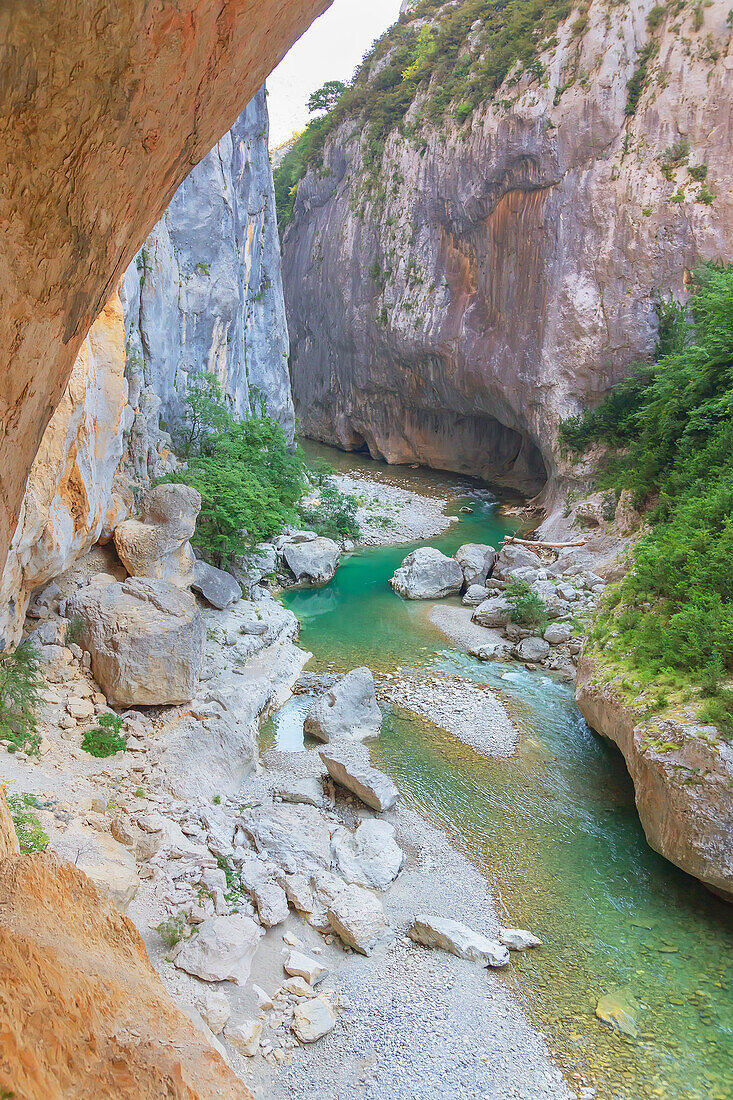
[{"x1": 264, "y1": 443, "x2": 733, "y2": 1100}]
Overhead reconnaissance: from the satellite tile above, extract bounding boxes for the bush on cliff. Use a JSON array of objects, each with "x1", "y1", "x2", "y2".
[
  {"x1": 561, "y1": 263, "x2": 733, "y2": 729},
  {"x1": 163, "y1": 373, "x2": 306, "y2": 567},
  {"x1": 0, "y1": 641, "x2": 42, "y2": 755}
]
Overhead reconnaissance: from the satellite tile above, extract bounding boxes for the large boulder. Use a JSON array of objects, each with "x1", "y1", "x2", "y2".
[
  {"x1": 472, "y1": 595, "x2": 512, "y2": 628},
  {"x1": 174, "y1": 914, "x2": 263, "y2": 985},
  {"x1": 492, "y1": 543, "x2": 544, "y2": 581},
  {"x1": 326, "y1": 884, "x2": 389, "y2": 955},
  {"x1": 319, "y1": 745, "x2": 399, "y2": 812},
  {"x1": 409, "y1": 915, "x2": 510, "y2": 968},
  {"x1": 515, "y1": 637, "x2": 551, "y2": 662},
  {"x1": 51, "y1": 823, "x2": 139, "y2": 910},
  {"x1": 68, "y1": 577, "x2": 204, "y2": 706},
  {"x1": 191, "y1": 560, "x2": 242, "y2": 610},
  {"x1": 304, "y1": 667, "x2": 382, "y2": 743},
  {"x1": 390, "y1": 547, "x2": 463, "y2": 600},
  {"x1": 332, "y1": 819, "x2": 404, "y2": 890},
  {"x1": 113, "y1": 483, "x2": 201, "y2": 587},
  {"x1": 453, "y1": 543, "x2": 495, "y2": 587},
  {"x1": 283, "y1": 537, "x2": 340, "y2": 584}
]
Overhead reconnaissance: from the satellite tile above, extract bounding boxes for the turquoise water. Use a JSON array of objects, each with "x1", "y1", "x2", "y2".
[{"x1": 266, "y1": 447, "x2": 733, "y2": 1099}]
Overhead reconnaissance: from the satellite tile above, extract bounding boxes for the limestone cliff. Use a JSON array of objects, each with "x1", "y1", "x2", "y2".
[
  {"x1": 0, "y1": 92, "x2": 293, "y2": 650},
  {"x1": 282, "y1": 0, "x2": 733, "y2": 495},
  {"x1": 0, "y1": 0, "x2": 330, "y2": 577},
  {"x1": 122, "y1": 87, "x2": 294, "y2": 473}
]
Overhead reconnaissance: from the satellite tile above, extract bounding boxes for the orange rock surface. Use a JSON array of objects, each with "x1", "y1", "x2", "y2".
[{"x1": 0, "y1": 791, "x2": 249, "y2": 1099}]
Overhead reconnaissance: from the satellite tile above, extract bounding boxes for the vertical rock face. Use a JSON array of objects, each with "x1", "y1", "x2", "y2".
[
  {"x1": 0, "y1": 92, "x2": 293, "y2": 649},
  {"x1": 0, "y1": 0, "x2": 330, "y2": 578},
  {"x1": 121, "y1": 87, "x2": 294, "y2": 465},
  {"x1": 282, "y1": 0, "x2": 733, "y2": 495},
  {"x1": 0, "y1": 295, "x2": 129, "y2": 650}
]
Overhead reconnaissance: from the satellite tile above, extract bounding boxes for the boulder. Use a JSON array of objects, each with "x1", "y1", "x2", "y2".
[
  {"x1": 273, "y1": 776, "x2": 323, "y2": 807},
  {"x1": 543, "y1": 622, "x2": 572, "y2": 645},
  {"x1": 200, "y1": 990, "x2": 231, "y2": 1035},
  {"x1": 113, "y1": 483, "x2": 201, "y2": 587},
  {"x1": 291, "y1": 997, "x2": 337, "y2": 1042},
  {"x1": 68, "y1": 577, "x2": 204, "y2": 706},
  {"x1": 174, "y1": 914, "x2": 263, "y2": 985},
  {"x1": 390, "y1": 547, "x2": 463, "y2": 599},
  {"x1": 304, "y1": 667, "x2": 382, "y2": 743},
  {"x1": 492, "y1": 544, "x2": 544, "y2": 581},
  {"x1": 462, "y1": 584, "x2": 490, "y2": 606},
  {"x1": 191, "y1": 560, "x2": 241, "y2": 610},
  {"x1": 283, "y1": 538, "x2": 340, "y2": 584},
  {"x1": 515, "y1": 637, "x2": 551, "y2": 662},
  {"x1": 409, "y1": 914, "x2": 510, "y2": 968},
  {"x1": 327, "y1": 884, "x2": 388, "y2": 955},
  {"x1": 499, "y1": 927, "x2": 543, "y2": 951},
  {"x1": 284, "y1": 951, "x2": 327, "y2": 986},
  {"x1": 224, "y1": 1017, "x2": 262, "y2": 1056},
  {"x1": 453, "y1": 543, "x2": 495, "y2": 587},
  {"x1": 319, "y1": 746, "x2": 400, "y2": 812},
  {"x1": 242, "y1": 804, "x2": 335, "y2": 874},
  {"x1": 472, "y1": 595, "x2": 512, "y2": 628},
  {"x1": 52, "y1": 823, "x2": 139, "y2": 910},
  {"x1": 332, "y1": 819, "x2": 404, "y2": 890}
]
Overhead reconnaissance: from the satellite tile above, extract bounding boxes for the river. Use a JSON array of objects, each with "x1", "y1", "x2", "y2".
[{"x1": 262, "y1": 443, "x2": 733, "y2": 1100}]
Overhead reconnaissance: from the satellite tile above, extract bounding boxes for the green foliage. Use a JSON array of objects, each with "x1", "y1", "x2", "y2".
[
  {"x1": 163, "y1": 373, "x2": 306, "y2": 567},
  {"x1": 625, "y1": 40, "x2": 657, "y2": 115},
  {"x1": 646, "y1": 3, "x2": 667, "y2": 31},
  {"x1": 299, "y1": 481, "x2": 361, "y2": 542},
  {"x1": 65, "y1": 616, "x2": 85, "y2": 647},
  {"x1": 696, "y1": 181, "x2": 715, "y2": 205},
  {"x1": 82, "y1": 713, "x2": 126, "y2": 758},
  {"x1": 506, "y1": 579, "x2": 549, "y2": 631},
  {"x1": 565, "y1": 264, "x2": 733, "y2": 720},
  {"x1": 6, "y1": 791, "x2": 49, "y2": 853},
  {"x1": 0, "y1": 641, "x2": 42, "y2": 755},
  {"x1": 687, "y1": 162, "x2": 708, "y2": 181},
  {"x1": 307, "y1": 80, "x2": 347, "y2": 115},
  {"x1": 156, "y1": 911, "x2": 192, "y2": 949}
]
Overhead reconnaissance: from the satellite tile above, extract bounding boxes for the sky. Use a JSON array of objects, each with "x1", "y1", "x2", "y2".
[{"x1": 267, "y1": 0, "x2": 403, "y2": 149}]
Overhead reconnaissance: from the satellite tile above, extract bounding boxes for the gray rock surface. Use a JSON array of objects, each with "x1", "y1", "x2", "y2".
[
  {"x1": 283, "y1": 537, "x2": 340, "y2": 584},
  {"x1": 304, "y1": 667, "x2": 382, "y2": 743},
  {"x1": 409, "y1": 914, "x2": 510, "y2": 968},
  {"x1": 191, "y1": 560, "x2": 242, "y2": 610},
  {"x1": 390, "y1": 547, "x2": 463, "y2": 599},
  {"x1": 326, "y1": 883, "x2": 389, "y2": 955},
  {"x1": 319, "y1": 745, "x2": 400, "y2": 812},
  {"x1": 332, "y1": 818, "x2": 404, "y2": 890},
  {"x1": 68, "y1": 577, "x2": 204, "y2": 706},
  {"x1": 462, "y1": 584, "x2": 490, "y2": 606},
  {"x1": 515, "y1": 637, "x2": 551, "y2": 662},
  {"x1": 544, "y1": 622, "x2": 573, "y2": 645},
  {"x1": 120, "y1": 86, "x2": 294, "y2": 494},
  {"x1": 454, "y1": 543, "x2": 495, "y2": 588},
  {"x1": 472, "y1": 596, "x2": 512, "y2": 628}
]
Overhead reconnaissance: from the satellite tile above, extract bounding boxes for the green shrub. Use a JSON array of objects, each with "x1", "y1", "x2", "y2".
[
  {"x1": 299, "y1": 482, "x2": 361, "y2": 542},
  {"x1": 82, "y1": 713, "x2": 126, "y2": 758},
  {"x1": 562, "y1": 263, "x2": 733, "y2": 721},
  {"x1": 625, "y1": 40, "x2": 657, "y2": 115},
  {"x1": 156, "y1": 911, "x2": 192, "y2": 949},
  {"x1": 505, "y1": 579, "x2": 549, "y2": 631},
  {"x1": 162, "y1": 373, "x2": 306, "y2": 567},
  {"x1": 688, "y1": 162, "x2": 708, "y2": 181},
  {"x1": 0, "y1": 641, "x2": 42, "y2": 755},
  {"x1": 6, "y1": 791, "x2": 49, "y2": 853}
]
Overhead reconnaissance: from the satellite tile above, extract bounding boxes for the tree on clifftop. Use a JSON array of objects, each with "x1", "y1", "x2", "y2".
[{"x1": 307, "y1": 80, "x2": 346, "y2": 115}]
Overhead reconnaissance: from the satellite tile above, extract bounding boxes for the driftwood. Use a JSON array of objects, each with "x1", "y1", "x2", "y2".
[{"x1": 502, "y1": 535, "x2": 587, "y2": 549}]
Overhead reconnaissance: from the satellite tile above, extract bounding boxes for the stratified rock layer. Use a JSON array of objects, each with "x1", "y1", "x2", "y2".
[{"x1": 283, "y1": 0, "x2": 733, "y2": 495}]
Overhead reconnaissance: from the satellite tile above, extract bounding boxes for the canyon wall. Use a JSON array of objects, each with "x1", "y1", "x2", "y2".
[
  {"x1": 0, "y1": 0, "x2": 329, "y2": 577},
  {"x1": 0, "y1": 92, "x2": 293, "y2": 650},
  {"x1": 122, "y1": 87, "x2": 294, "y2": 450},
  {"x1": 282, "y1": 0, "x2": 733, "y2": 495}
]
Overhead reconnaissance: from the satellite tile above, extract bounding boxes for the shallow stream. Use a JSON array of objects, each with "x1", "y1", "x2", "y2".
[{"x1": 262, "y1": 444, "x2": 733, "y2": 1100}]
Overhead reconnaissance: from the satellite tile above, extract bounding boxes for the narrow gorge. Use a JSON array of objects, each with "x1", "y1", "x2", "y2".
[{"x1": 0, "y1": 1, "x2": 732, "y2": 1098}]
